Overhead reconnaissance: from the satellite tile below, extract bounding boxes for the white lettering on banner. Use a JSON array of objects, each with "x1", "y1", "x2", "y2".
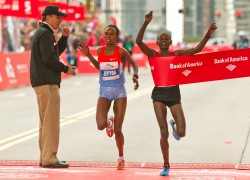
[
  {"x1": 170, "y1": 62, "x2": 203, "y2": 69},
  {"x1": 75, "y1": 13, "x2": 81, "y2": 19},
  {"x1": 0, "y1": 74, "x2": 2, "y2": 82},
  {"x1": 135, "y1": 169, "x2": 250, "y2": 178},
  {"x1": 132, "y1": 53, "x2": 144, "y2": 59},
  {"x1": 230, "y1": 56, "x2": 248, "y2": 62},
  {"x1": 12, "y1": 1, "x2": 19, "y2": 11},
  {"x1": 24, "y1": 1, "x2": 31, "y2": 15},
  {"x1": 68, "y1": 8, "x2": 74, "y2": 13},
  {"x1": 214, "y1": 56, "x2": 248, "y2": 64},
  {"x1": 16, "y1": 64, "x2": 29, "y2": 73},
  {"x1": 0, "y1": 166, "x2": 101, "y2": 179},
  {"x1": 5, "y1": 57, "x2": 15, "y2": 78}
]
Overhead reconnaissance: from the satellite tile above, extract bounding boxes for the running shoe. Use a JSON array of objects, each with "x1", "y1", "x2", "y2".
[
  {"x1": 106, "y1": 116, "x2": 114, "y2": 137},
  {"x1": 160, "y1": 167, "x2": 170, "y2": 176},
  {"x1": 169, "y1": 119, "x2": 181, "y2": 141},
  {"x1": 117, "y1": 159, "x2": 125, "y2": 170}
]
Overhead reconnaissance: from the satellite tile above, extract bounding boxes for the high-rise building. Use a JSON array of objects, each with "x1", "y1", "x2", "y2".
[
  {"x1": 183, "y1": 0, "x2": 215, "y2": 42},
  {"x1": 183, "y1": 0, "x2": 250, "y2": 44},
  {"x1": 234, "y1": 0, "x2": 250, "y2": 35},
  {"x1": 100, "y1": 0, "x2": 167, "y2": 40},
  {"x1": 215, "y1": 0, "x2": 236, "y2": 44}
]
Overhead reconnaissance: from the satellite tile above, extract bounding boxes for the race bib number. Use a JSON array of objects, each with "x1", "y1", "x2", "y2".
[{"x1": 100, "y1": 62, "x2": 120, "y2": 81}]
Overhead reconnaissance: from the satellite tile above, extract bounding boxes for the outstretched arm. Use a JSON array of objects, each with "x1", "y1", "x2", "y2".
[
  {"x1": 174, "y1": 23, "x2": 218, "y2": 56},
  {"x1": 136, "y1": 11, "x2": 155, "y2": 57},
  {"x1": 78, "y1": 42, "x2": 99, "y2": 69},
  {"x1": 120, "y1": 48, "x2": 139, "y2": 90}
]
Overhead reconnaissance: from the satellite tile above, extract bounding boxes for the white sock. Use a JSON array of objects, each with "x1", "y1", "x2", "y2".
[{"x1": 118, "y1": 156, "x2": 124, "y2": 161}]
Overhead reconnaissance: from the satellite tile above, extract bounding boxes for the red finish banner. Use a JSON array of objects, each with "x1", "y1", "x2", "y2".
[
  {"x1": 37, "y1": 2, "x2": 84, "y2": 21},
  {"x1": 0, "y1": 0, "x2": 84, "y2": 21},
  {"x1": 0, "y1": 0, "x2": 40, "y2": 18},
  {"x1": 52, "y1": 3, "x2": 84, "y2": 21},
  {"x1": 148, "y1": 48, "x2": 250, "y2": 86},
  {"x1": 0, "y1": 0, "x2": 20, "y2": 17}
]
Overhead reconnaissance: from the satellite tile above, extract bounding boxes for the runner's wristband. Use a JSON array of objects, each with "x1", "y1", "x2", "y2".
[
  {"x1": 205, "y1": 35, "x2": 211, "y2": 39},
  {"x1": 133, "y1": 74, "x2": 139, "y2": 79}
]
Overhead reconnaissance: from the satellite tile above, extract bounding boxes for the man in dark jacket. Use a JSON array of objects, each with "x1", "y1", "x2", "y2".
[{"x1": 30, "y1": 5, "x2": 75, "y2": 168}]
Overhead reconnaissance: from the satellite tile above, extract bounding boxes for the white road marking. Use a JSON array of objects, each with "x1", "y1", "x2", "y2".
[
  {"x1": 0, "y1": 86, "x2": 153, "y2": 152},
  {"x1": 13, "y1": 93, "x2": 26, "y2": 98},
  {"x1": 74, "y1": 81, "x2": 82, "y2": 86}
]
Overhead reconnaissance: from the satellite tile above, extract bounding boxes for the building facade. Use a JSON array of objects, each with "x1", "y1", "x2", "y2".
[
  {"x1": 100, "y1": 0, "x2": 167, "y2": 40},
  {"x1": 215, "y1": 0, "x2": 236, "y2": 44},
  {"x1": 234, "y1": 0, "x2": 250, "y2": 36},
  {"x1": 183, "y1": 0, "x2": 215, "y2": 42},
  {"x1": 183, "y1": 0, "x2": 250, "y2": 44}
]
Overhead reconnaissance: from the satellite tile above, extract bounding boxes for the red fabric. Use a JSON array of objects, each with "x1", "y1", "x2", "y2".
[
  {"x1": 98, "y1": 46, "x2": 121, "y2": 64},
  {"x1": 0, "y1": 0, "x2": 84, "y2": 21},
  {"x1": 148, "y1": 48, "x2": 250, "y2": 86}
]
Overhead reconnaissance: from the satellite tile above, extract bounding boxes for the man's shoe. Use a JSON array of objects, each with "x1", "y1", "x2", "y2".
[
  {"x1": 39, "y1": 161, "x2": 66, "y2": 166},
  {"x1": 169, "y1": 119, "x2": 181, "y2": 141},
  {"x1": 106, "y1": 116, "x2": 114, "y2": 137},
  {"x1": 42, "y1": 161, "x2": 69, "y2": 168}
]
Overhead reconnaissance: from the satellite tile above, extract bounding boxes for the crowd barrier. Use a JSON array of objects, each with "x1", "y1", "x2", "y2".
[
  {"x1": 0, "y1": 51, "x2": 68, "y2": 91},
  {"x1": 0, "y1": 41, "x2": 233, "y2": 91}
]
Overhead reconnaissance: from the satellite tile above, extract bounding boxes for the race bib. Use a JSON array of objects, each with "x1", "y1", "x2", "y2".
[{"x1": 100, "y1": 62, "x2": 120, "y2": 81}]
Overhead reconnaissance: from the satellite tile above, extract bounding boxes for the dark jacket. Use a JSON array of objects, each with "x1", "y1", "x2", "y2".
[{"x1": 30, "y1": 22, "x2": 69, "y2": 87}]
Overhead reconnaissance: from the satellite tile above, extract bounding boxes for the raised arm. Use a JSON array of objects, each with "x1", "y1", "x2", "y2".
[
  {"x1": 78, "y1": 42, "x2": 99, "y2": 69},
  {"x1": 136, "y1": 11, "x2": 155, "y2": 57},
  {"x1": 174, "y1": 23, "x2": 217, "y2": 56}
]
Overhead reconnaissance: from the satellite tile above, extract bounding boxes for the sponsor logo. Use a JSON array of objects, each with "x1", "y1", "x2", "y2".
[
  {"x1": 214, "y1": 56, "x2": 248, "y2": 64},
  {"x1": 182, "y1": 70, "x2": 192, "y2": 76},
  {"x1": 110, "y1": 58, "x2": 116, "y2": 61},
  {"x1": 103, "y1": 64, "x2": 115, "y2": 70},
  {"x1": 100, "y1": 62, "x2": 118, "y2": 70},
  {"x1": 226, "y1": 64, "x2": 237, "y2": 71},
  {"x1": 170, "y1": 61, "x2": 203, "y2": 69}
]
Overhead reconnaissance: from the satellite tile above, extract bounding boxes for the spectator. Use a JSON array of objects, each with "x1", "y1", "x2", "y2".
[
  {"x1": 239, "y1": 31, "x2": 249, "y2": 49},
  {"x1": 122, "y1": 35, "x2": 134, "y2": 74}
]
